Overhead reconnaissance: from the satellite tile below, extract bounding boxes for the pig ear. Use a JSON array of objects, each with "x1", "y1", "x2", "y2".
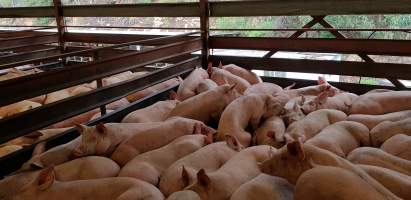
[
  {"x1": 318, "y1": 76, "x2": 326, "y2": 85},
  {"x1": 196, "y1": 169, "x2": 211, "y2": 190},
  {"x1": 315, "y1": 92, "x2": 329, "y2": 105},
  {"x1": 75, "y1": 123, "x2": 88, "y2": 135},
  {"x1": 169, "y1": 91, "x2": 178, "y2": 100},
  {"x1": 266, "y1": 131, "x2": 275, "y2": 139},
  {"x1": 299, "y1": 95, "x2": 306, "y2": 106},
  {"x1": 292, "y1": 102, "x2": 300, "y2": 112},
  {"x1": 207, "y1": 62, "x2": 213, "y2": 75},
  {"x1": 181, "y1": 165, "x2": 190, "y2": 187},
  {"x1": 37, "y1": 166, "x2": 55, "y2": 191},
  {"x1": 96, "y1": 123, "x2": 107, "y2": 136},
  {"x1": 218, "y1": 61, "x2": 223, "y2": 68},
  {"x1": 228, "y1": 83, "x2": 237, "y2": 91},
  {"x1": 204, "y1": 133, "x2": 213, "y2": 145},
  {"x1": 286, "y1": 140, "x2": 305, "y2": 161},
  {"x1": 284, "y1": 83, "x2": 296, "y2": 90},
  {"x1": 225, "y1": 135, "x2": 242, "y2": 151},
  {"x1": 23, "y1": 131, "x2": 44, "y2": 139}
]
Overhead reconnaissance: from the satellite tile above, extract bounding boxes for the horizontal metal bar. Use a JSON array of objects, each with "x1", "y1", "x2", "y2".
[
  {"x1": 210, "y1": 37, "x2": 411, "y2": 56},
  {"x1": 261, "y1": 76, "x2": 402, "y2": 95},
  {"x1": 210, "y1": 28, "x2": 411, "y2": 32},
  {"x1": 64, "y1": 32, "x2": 198, "y2": 44},
  {"x1": 0, "y1": 84, "x2": 179, "y2": 177},
  {"x1": 0, "y1": 7, "x2": 55, "y2": 18},
  {"x1": 210, "y1": 0, "x2": 411, "y2": 16},
  {"x1": 63, "y1": 3, "x2": 199, "y2": 17},
  {"x1": 0, "y1": 57, "x2": 198, "y2": 144},
  {"x1": 65, "y1": 25, "x2": 200, "y2": 30},
  {"x1": 0, "y1": 48, "x2": 60, "y2": 65},
  {"x1": 0, "y1": 42, "x2": 58, "y2": 52},
  {"x1": 1, "y1": 32, "x2": 199, "y2": 70},
  {"x1": 0, "y1": 34, "x2": 58, "y2": 50},
  {"x1": 0, "y1": 38, "x2": 201, "y2": 107},
  {"x1": 210, "y1": 55, "x2": 411, "y2": 80}
]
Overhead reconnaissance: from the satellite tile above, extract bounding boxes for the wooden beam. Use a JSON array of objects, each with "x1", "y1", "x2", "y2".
[
  {"x1": 210, "y1": 37, "x2": 411, "y2": 56},
  {"x1": 0, "y1": 7, "x2": 54, "y2": 18},
  {"x1": 0, "y1": 38, "x2": 201, "y2": 107},
  {"x1": 53, "y1": 0, "x2": 67, "y2": 53},
  {"x1": 210, "y1": 0, "x2": 411, "y2": 16},
  {"x1": 62, "y1": 3, "x2": 199, "y2": 17},
  {"x1": 210, "y1": 55, "x2": 411, "y2": 80}
]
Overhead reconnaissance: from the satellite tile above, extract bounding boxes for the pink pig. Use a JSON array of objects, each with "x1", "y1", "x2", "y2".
[{"x1": 176, "y1": 68, "x2": 209, "y2": 101}]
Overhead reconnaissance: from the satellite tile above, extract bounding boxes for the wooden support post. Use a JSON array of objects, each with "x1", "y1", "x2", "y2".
[{"x1": 200, "y1": 0, "x2": 210, "y2": 68}]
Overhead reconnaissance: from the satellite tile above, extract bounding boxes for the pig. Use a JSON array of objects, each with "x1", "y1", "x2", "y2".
[
  {"x1": 49, "y1": 109, "x2": 101, "y2": 128},
  {"x1": 167, "y1": 191, "x2": 201, "y2": 200},
  {"x1": 366, "y1": 89, "x2": 394, "y2": 94},
  {"x1": 259, "y1": 141, "x2": 400, "y2": 200},
  {"x1": 53, "y1": 156, "x2": 120, "y2": 181},
  {"x1": 185, "y1": 145, "x2": 275, "y2": 200},
  {"x1": 230, "y1": 174, "x2": 294, "y2": 200},
  {"x1": 195, "y1": 79, "x2": 218, "y2": 94},
  {"x1": 122, "y1": 100, "x2": 179, "y2": 123},
  {"x1": 359, "y1": 164, "x2": 411, "y2": 200},
  {"x1": 219, "y1": 63, "x2": 262, "y2": 85},
  {"x1": 244, "y1": 82, "x2": 283, "y2": 96},
  {"x1": 29, "y1": 95, "x2": 47, "y2": 104},
  {"x1": 305, "y1": 121, "x2": 370, "y2": 157},
  {"x1": 294, "y1": 166, "x2": 387, "y2": 200},
  {"x1": 90, "y1": 110, "x2": 114, "y2": 120},
  {"x1": 43, "y1": 89, "x2": 72, "y2": 104},
  {"x1": 300, "y1": 91, "x2": 358, "y2": 114},
  {"x1": 72, "y1": 122, "x2": 162, "y2": 158},
  {"x1": 0, "y1": 100, "x2": 41, "y2": 118},
  {"x1": 253, "y1": 116, "x2": 286, "y2": 148},
  {"x1": 217, "y1": 93, "x2": 285, "y2": 147},
  {"x1": 68, "y1": 84, "x2": 94, "y2": 96},
  {"x1": 118, "y1": 134, "x2": 211, "y2": 185},
  {"x1": 348, "y1": 147, "x2": 411, "y2": 176},
  {"x1": 20, "y1": 137, "x2": 81, "y2": 171},
  {"x1": 281, "y1": 97, "x2": 307, "y2": 126},
  {"x1": 347, "y1": 110, "x2": 411, "y2": 130},
  {"x1": 350, "y1": 91, "x2": 411, "y2": 115},
  {"x1": 127, "y1": 77, "x2": 181, "y2": 102},
  {"x1": 167, "y1": 84, "x2": 239, "y2": 124},
  {"x1": 208, "y1": 63, "x2": 251, "y2": 94},
  {"x1": 159, "y1": 137, "x2": 240, "y2": 197},
  {"x1": 370, "y1": 117, "x2": 411, "y2": 147},
  {"x1": 0, "y1": 145, "x2": 22, "y2": 157},
  {"x1": 284, "y1": 77, "x2": 340, "y2": 98},
  {"x1": 284, "y1": 109, "x2": 347, "y2": 142},
  {"x1": 0, "y1": 166, "x2": 164, "y2": 200},
  {"x1": 176, "y1": 68, "x2": 209, "y2": 101},
  {"x1": 111, "y1": 117, "x2": 216, "y2": 166},
  {"x1": 381, "y1": 134, "x2": 411, "y2": 161}
]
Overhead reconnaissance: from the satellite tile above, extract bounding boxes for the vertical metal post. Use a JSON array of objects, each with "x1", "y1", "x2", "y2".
[
  {"x1": 200, "y1": 0, "x2": 210, "y2": 69},
  {"x1": 93, "y1": 51, "x2": 107, "y2": 116},
  {"x1": 52, "y1": 0, "x2": 68, "y2": 65}
]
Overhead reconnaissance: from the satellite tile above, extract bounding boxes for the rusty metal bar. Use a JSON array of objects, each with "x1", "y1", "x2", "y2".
[
  {"x1": 0, "y1": 7, "x2": 55, "y2": 18},
  {"x1": 263, "y1": 16, "x2": 323, "y2": 58},
  {"x1": 63, "y1": 3, "x2": 199, "y2": 17},
  {"x1": 0, "y1": 33, "x2": 58, "y2": 50},
  {"x1": 0, "y1": 57, "x2": 198, "y2": 144},
  {"x1": 210, "y1": 55, "x2": 411, "y2": 80},
  {"x1": 210, "y1": 37, "x2": 411, "y2": 56},
  {"x1": 0, "y1": 48, "x2": 60, "y2": 65},
  {"x1": 209, "y1": 28, "x2": 411, "y2": 32},
  {"x1": 261, "y1": 76, "x2": 400, "y2": 95},
  {"x1": 200, "y1": 0, "x2": 210, "y2": 68},
  {"x1": 53, "y1": 0, "x2": 67, "y2": 54},
  {"x1": 0, "y1": 32, "x2": 199, "y2": 70},
  {"x1": 0, "y1": 38, "x2": 201, "y2": 107},
  {"x1": 64, "y1": 25, "x2": 199, "y2": 30}
]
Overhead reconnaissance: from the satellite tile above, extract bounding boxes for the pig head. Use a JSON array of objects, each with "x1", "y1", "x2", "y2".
[{"x1": 72, "y1": 123, "x2": 112, "y2": 157}]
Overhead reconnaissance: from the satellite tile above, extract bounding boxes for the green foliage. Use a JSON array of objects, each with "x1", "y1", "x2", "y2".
[{"x1": 360, "y1": 77, "x2": 379, "y2": 85}]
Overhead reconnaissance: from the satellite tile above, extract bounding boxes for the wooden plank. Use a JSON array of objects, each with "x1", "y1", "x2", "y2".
[
  {"x1": 0, "y1": 7, "x2": 54, "y2": 18},
  {"x1": 210, "y1": 37, "x2": 411, "y2": 56},
  {"x1": 210, "y1": 0, "x2": 411, "y2": 16},
  {"x1": 200, "y1": 0, "x2": 210, "y2": 68},
  {"x1": 210, "y1": 55, "x2": 411, "y2": 80},
  {"x1": 261, "y1": 76, "x2": 401, "y2": 95},
  {"x1": 63, "y1": 3, "x2": 199, "y2": 17},
  {"x1": 0, "y1": 57, "x2": 198, "y2": 144},
  {"x1": 53, "y1": 0, "x2": 67, "y2": 53},
  {"x1": 0, "y1": 38, "x2": 202, "y2": 107}
]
